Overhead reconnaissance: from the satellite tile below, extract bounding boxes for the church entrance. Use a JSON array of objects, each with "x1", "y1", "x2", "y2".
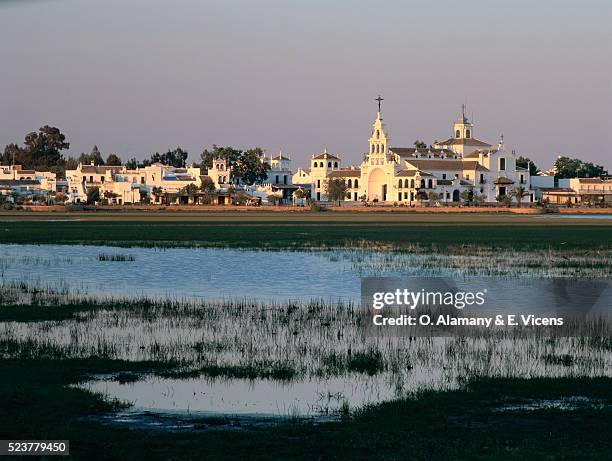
[{"x1": 367, "y1": 168, "x2": 386, "y2": 202}]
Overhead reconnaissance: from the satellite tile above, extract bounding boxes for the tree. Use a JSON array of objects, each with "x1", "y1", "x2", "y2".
[
  {"x1": 86, "y1": 187, "x2": 100, "y2": 204},
  {"x1": 106, "y1": 153, "x2": 122, "y2": 166},
  {"x1": 53, "y1": 192, "x2": 67, "y2": 204},
  {"x1": 516, "y1": 156, "x2": 540, "y2": 176},
  {"x1": 65, "y1": 157, "x2": 79, "y2": 170},
  {"x1": 267, "y1": 193, "x2": 282, "y2": 206},
  {"x1": 472, "y1": 192, "x2": 485, "y2": 206},
  {"x1": 199, "y1": 177, "x2": 216, "y2": 204},
  {"x1": 554, "y1": 156, "x2": 608, "y2": 179},
  {"x1": 151, "y1": 186, "x2": 163, "y2": 203},
  {"x1": 511, "y1": 186, "x2": 529, "y2": 208},
  {"x1": 180, "y1": 183, "x2": 199, "y2": 195},
  {"x1": 496, "y1": 194, "x2": 511, "y2": 207},
  {"x1": 459, "y1": 189, "x2": 473, "y2": 205},
  {"x1": 414, "y1": 140, "x2": 427, "y2": 149},
  {"x1": 200, "y1": 145, "x2": 242, "y2": 172},
  {"x1": 427, "y1": 191, "x2": 441, "y2": 206},
  {"x1": 234, "y1": 148, "x2": 270, "y2": 185},
  {"x1": 326, "y1": 179, "x2": 348, "y2": 205},
  {"x1": 2, "y1": 126, "x2": 70, "y2": 174},
  {"x1": 294, "y1": 188, "x2": 307, "y2": 200},
  {"x1": 150, "y1": 147, "x2": 189, "y2": 168}
]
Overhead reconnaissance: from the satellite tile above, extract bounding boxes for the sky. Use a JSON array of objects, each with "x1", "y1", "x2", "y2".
[{"x1": 0, "y1": 0, "x2": 611, "y2": 170}]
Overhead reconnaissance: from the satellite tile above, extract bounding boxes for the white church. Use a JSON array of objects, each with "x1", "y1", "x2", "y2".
[{"x1": 294, "y1": 99, "x2": 533, "y2": 205}]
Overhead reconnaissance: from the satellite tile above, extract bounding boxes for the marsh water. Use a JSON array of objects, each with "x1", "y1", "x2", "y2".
[{"x1": 2, "y1": 243, "x2": 612, "y2": 421}]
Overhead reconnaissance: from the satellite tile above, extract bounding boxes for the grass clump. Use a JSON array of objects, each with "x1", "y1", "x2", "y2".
[{"x1": 98, "y1": 253, "x2": 135, "y2": 262}]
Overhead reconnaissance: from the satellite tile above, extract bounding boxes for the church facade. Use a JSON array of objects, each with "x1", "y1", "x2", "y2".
[{"x1": 298, "y1": 103, "x2": 533, "y2": 205}]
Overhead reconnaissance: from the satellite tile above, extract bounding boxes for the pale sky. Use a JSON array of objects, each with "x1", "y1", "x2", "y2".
[{"x1": 1, "y1": 0, "x2": 610, "y2": 170}]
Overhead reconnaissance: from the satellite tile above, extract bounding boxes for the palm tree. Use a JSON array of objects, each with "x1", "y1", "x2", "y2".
[
  {"x1": 151, "y1": 186, "x2": 163, "y2": 204},
  {"x1": 511, "y1": 186, "x2": 529, "y2": 208}
]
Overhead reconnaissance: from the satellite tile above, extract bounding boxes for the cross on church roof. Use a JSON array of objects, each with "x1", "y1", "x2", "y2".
[{"x1": 376, "y1": 95, "x2": 384, "y2": 113}]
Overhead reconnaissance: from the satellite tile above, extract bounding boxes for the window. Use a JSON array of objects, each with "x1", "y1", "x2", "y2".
[
  {"x1": 381, "y1": 144, "x2": 384, "y2": 152},
  {"x1": 428, "y1": 179, "x2": 433, "y2": 188},
  {"x1": 421, "y1": 179, "x2": 425, "y2": 188},
  {"x1": 410, "y1": 179, "x2": 415, "y2": 188},
  {"x1": 328, "y1": 162, "x2": 332, "y2": 168},
  {"x1": 317, "y1": 179, "x2": 321, "y2": 188},
  {"x1": 371, "y1": 145, "x2": 375, "y2": 153},
  {"x1": 442, "y1": 174, "x2": 446, "y2": 180},
  {"x1": 376, "y1": 130, "x2": 380, "y2": 139},
  {"x1": 334, "y1": 162, "x2": 338, "y2": 168},
  {"x1": 354, "y1": 179, "x2": 359, "y2": 188},
  {"x1": 455, "y1": 130, "x2": 460, "y2": 139},
  {"x1": 499, "y1": 158, "x2": 506, "y2": 171},
  {"x1": 480, "y1": 173, "x2": 484, "y2": 183},
  {"x1": 520, "y1": 174, "x2": 525, "y2": 184},
  {"x1": 404, "y1": 179, "x2": 409, "y2": 188},
  {"x1": 90, "y1": 176, "x2": 94, "y2": 183},
  {"x1": 101, "y1": 177, "x2": 104, "y2": 183},
  {"x1": 348, "y1": 179, "x2": 352, "y2": 188},
  {"x1": 466, "y1": 174, "x2": 470, "y2": 180},
  {"x1": 376, "y1": 145, "x2": 379, "y2": 153},
  {"x1": 466, "y1": 129, "x2": 471, "y2": 138},
  {"x1": 283, "y1": 176, "x2": 287, "y2": 184},
  {"x1": 275, "y1": 175, "x2": 279, "y2": 183},
  {"x1": 398, "y1": 179, "x2": 402, "y2": 188}
]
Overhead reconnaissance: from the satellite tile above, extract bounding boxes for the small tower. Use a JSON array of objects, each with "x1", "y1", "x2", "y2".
[
  {"x1": 453, "y1": 104, "x2": 474, "y2": 140},
  {"x1": 368, "y1": 95, "x2": 390, "y2": 157}
]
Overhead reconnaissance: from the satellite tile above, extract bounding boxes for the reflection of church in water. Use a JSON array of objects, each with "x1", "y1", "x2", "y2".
[{"x1": 301, "y1": 97, "x2": 532, "y2": 204}]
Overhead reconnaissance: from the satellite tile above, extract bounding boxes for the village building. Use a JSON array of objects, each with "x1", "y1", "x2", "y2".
[
  {"x1": 65, "y1": 162, "x2": 202, "y2": 204},
  {"x1": 540, "y1": 178, "x2": 612, "y2": 206},
  {"x1": 0, "y1": 164, "x2": 57, "y2": 202}
]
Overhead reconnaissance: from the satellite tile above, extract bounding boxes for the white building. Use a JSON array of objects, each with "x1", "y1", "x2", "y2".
[
  {"x1": 65, "y1": 162, "x2": 203, "y2": 204},
  {"x1": 297, "y1": 103, "x2": 533, "y2": 205}
]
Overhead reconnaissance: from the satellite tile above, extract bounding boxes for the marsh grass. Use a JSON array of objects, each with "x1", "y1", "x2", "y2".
[
  {"x1": 98, "y1": 253, "x2": 135, "y2": 262},
  {"x1": 2, "y1": 286, "x2": 612, "y2": 404}
]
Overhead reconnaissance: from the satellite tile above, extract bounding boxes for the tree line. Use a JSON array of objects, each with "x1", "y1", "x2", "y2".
[{"x1": 1, "y1": 126, "x2": 270, "y2": 184}]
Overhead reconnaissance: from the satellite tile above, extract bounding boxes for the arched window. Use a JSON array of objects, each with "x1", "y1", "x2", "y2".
[
  {"x1": 334, "y1": 162, "x2": 338, "y2": 168},
  {"x1": 328, "y1": 162, "x2": 332, "y2": 168},
  {"x1": 466, "y1": 129, "x2": 471, "y2": 138},
  {"x1": 354, "y1": 179, "x2": 359, "y2": 188},
  {"x1": 404, "y1": 179, "x2": 409, "y2": 188},
  {"x1": 398, "y1": 179, "x2": 403, "y2": 188},
  {"x1": 455, "y1": 130, "x2": 461, "y2": 139},
  {"x1": 317, "y1": 179, "x2": 321, "y2": 188},
  {"x1": 381, "y1": 144, "x2": 385, "y2": 153},
  {"x1": 410, "y1": 179, "x2": 415, "y2": 188},
  {"x1": 376, "y1": 130, "x2": 380, "y2": 139},
  {"x1": 421, "y1": 179, "x2": 425, "y2": 188},
  {"x1": 348, "y1": 179, "x2": 352, "y2": 188},
  {"x1": 371, "y1": 145, "x2": 375, "y2": 153},
  {"x1": 428, "y1": 179, "x2": 433, "y2": 188}
]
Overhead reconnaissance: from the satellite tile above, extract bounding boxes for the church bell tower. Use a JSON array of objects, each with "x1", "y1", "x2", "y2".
[{"x1": 368, "y1": 95, "x2": 389, "y2": 157}]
